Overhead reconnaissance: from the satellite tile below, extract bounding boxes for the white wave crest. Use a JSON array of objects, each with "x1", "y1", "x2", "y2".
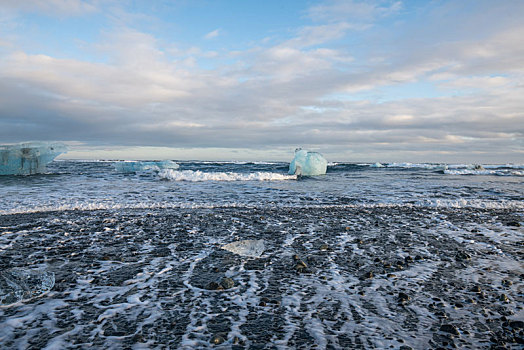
[
  {"x1": 444, "y1": 169, "x2": 524, "y2": 176},
  {"x1": 157, "y1": 169, "x2": 296, "y2": 182}
]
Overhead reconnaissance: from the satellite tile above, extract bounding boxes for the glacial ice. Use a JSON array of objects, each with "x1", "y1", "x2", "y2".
[
  {"x1": 113, "y1": 160, "x2": 180, "y2": 173},
  {"x1": 221, "y1": 239, "x2": 265, "y2": 257},
  {"x1": 0, "y1": 269, "x2": 55, "y2": 305},
  {"x1": 0, "y1": 142, "x2": 67, "y2": 175},
  {"x1": 288, "y1": 149, "x2": 327, "y2": 176}
]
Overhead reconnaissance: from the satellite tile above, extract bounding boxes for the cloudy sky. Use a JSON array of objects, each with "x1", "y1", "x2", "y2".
[{"x1": 0, "y1": 0, "x2": 523, "y2": 162}]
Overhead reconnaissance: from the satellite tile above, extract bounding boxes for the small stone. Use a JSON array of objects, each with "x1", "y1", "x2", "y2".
[
  {"x1": 383, "y1": 263, "x2": 392, "y2": 268},
  {"x1": 220, "y1": 277, "x2": 235, "y2": 290},
  {"x1": 319, "y1": 244, "x2": 329, "y2": 251},
  {"x1": 455, "y1": 252, "x2": 471, "y2": 261},
  {"x1": 440, "y1": 324, "x2": 459, "y2": 335},
  {"x1": 470, "y1": 285, "x2": 481, "y2": 293},
  {"x1": 414, "y1": 255, "x2": 423, "y2": 261},
  {"x1": 501, "y1": 279, "x2": 513, "y2": 287},
  {"x1": 510, "y1": 320, "x2": 524, "y2": 329},
  {"x1": 205, "y1": 281, "x2": 220, "y2": 290},
  {"x1": 404, "y1": 256, "x2": 413, "y2": 263},
  {"x1": 363, "y1": 271, "x2": 374, "y2": 279},
  {"x1": 398, "y1": 292, "x2": 410, "y2": 303},
  {"x1": 506, "y1": 221, "x2": 521, "y2": 227},
  {"x1": 211, "y1": 335, "x2": 225, "y2": 345},
  {"x1": 499, "y1": 294, "x2": 510, "y2": 303},
  {"x1": 387, "y1": 273, "x2": 397, "y2": 278}
]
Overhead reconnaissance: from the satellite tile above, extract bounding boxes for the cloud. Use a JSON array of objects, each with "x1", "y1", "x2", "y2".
[
  {"x1": 0, "y1": 1, "x2": 523, "y2": 162},
  {"x1": 0, "y1": 0, "x2": 98, "y2": 16},
  {"x1": 307, "y1": 0, "x2": 402, "y2": 23},
  {"x1": 204, "y1": 29, "x2": 220, "y2": 39}
]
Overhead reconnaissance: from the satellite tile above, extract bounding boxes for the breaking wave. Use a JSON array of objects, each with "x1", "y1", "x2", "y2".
[
  {"x1": 157, "y1": 169, "x2": 296, "y2": 182},
  {"x1": 444, "y1": 169, "x2": 524, "y2": 176}
]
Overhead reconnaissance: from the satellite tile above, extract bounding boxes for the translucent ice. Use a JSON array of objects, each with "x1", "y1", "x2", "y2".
[
  {"x1": 288, "y1": 149, "x2": 327, "y2": 176},
  {"x1": 0, "y1": 142, "x2": 67, "y2": 175},
  {"x1": 113, "y1": 160, "x2": 180, "y2": 173},
  {"x1": 0, "y1": 269, "x2": 55, "y2": 305},
  {"x1": 221, "y1": 239, "x2": 265, "y2": 257}
]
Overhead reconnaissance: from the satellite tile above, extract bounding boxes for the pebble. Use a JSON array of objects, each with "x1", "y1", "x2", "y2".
[
  {"x1": 205, "y1": 281, "x2": 220, "y2": 290},
  {"x1": 440, "y1": 324, "x2": 459, "y2": 335},
  {"x1": 455, "y1": 252, "x2": 471, "y2": 261},
  {"x1": 398, "y1": 292, "x2": 410, "y2": 304},
  {"x1": 220, "y1": 277, "x2": 235, "y2": 290},
  {"x1": 470, "y1": 285, "x2": 481, "y2": 293},
  {"x1": 211, "y1": 335, "x2": 225, "y2": 345},
  {"x1": 363, "y1": 271, "x2": 374, "y2": 279},
  {"x1": 499, "y1": 294, "x2": 510, "y2": 303},
  {"x1": 501, "y1": 279, "x2": 513, "y2": 287}
]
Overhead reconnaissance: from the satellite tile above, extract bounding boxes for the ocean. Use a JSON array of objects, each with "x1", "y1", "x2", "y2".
[{"x1": 1, "y1": 160, "x2": 523, "y2": 349}]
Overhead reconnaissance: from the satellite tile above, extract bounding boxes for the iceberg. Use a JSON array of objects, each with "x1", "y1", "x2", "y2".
[
  {"x1": 221, "y1": 239, "x2": 265, "y2": 257},
  {"x1": 0, "y1": 269, "x2": 55, "y2": 305},
  {"x1": 113, "y1": 160, "x2": 180, "y2": 173},
  {"x1": 0, "y1": 142, "x2": 67, "y2": 175},
  {"x1": 288, "y1": 148, "x2": 327, "y2": 176}
]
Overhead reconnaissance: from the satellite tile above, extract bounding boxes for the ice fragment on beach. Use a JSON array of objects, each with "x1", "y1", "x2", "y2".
[
  {"x1": 0, "y1": 269, "x2": 55, "y2": 305},
  {"x1": 221, "y1": 239, "x2": 265, "y2": 257},
  {"x1": 288, "y1": 148, "x2": 327, "y2": 176},
  {"x1": 113, "y1": 160, "x2": 179, "y2": 173},
  {"x1": 0, "y1": 142, "x2": 67, "y2": 175}
]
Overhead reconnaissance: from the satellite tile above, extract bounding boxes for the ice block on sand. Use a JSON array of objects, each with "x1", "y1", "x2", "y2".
[
  {"x1": 221, "y1": 240, "x2": 265, "y2": 257},
  {"x1": 0, "y1": 269, "x2": 55, "y2": 305},
  {"x1": 288, "y1": 149, "x2": 327, "y2": 176},
  {"x1": 0, "y1": 142, "x2": 67, "y2": 175}
]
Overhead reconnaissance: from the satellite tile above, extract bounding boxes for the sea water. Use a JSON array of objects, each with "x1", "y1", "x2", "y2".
[{"x1": 0, "y1": 160, "x2": 523, "y2": 349}]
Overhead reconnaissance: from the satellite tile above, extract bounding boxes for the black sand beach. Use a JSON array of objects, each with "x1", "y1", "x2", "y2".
[{"x1": 1, "y1": 206, "x2": 522, "y2": 349}]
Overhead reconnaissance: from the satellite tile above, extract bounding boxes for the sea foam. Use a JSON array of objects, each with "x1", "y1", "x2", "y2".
[{"x1": 157, "y1": 169, "x2": 296, "y2": 182}]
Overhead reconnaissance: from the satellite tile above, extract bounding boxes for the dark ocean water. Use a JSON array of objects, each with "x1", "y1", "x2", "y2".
[
  {"x1": 1, "y1": 160, "x2": 523, "y2": 214},
  {"x1": 0, "y1": 160, "x2": 523, "y2": 349}
]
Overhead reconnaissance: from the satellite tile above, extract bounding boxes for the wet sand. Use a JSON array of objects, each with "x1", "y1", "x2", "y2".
[{"x1": 1, "y1": 206, "x2": 523, "y2": 349}]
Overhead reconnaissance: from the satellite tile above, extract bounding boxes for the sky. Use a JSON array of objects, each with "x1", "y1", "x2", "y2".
[{"x1": 0, "y1": 0, "x2": 523, "y2": 162}]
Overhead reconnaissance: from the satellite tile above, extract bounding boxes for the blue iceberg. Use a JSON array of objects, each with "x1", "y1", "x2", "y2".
[
  {"x1": 0, "y1": 142, "x2": 68, "y2": 175},
  {"x1": 113, "y1": 160, "x2": 180, "y2": 173},
  {"x1": 288, "y1": 148, "x2": 328, "y2": 176}
]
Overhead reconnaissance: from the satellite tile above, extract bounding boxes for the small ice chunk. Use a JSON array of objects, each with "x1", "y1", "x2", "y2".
[
  {"x1": 370, "y1": 162, "x2": 384, "y2": 168},
  {"x1": 0, "y1": 269, "x2": 55, "y2": 305},
  {"x1": 221, "y1": 239, "x2": 265, "y2": 257},
  {"x1": 288, "y1": 148, "x2": 327, "y2": 176},
  {"x1": 113, "y1": 160, "x2": 179, "y2": 173},
  {"x1": 0, "y1": 142, "x2": 67, "y2": 175}
]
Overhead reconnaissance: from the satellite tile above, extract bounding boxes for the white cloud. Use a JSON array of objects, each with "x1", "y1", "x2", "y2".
[
  {"x1": 0, "y1": 0, "x2": 98, "y2": 16},
  {"x1": 204, "y1": 29, "x2": 220, "y2": 39},
  {"x1": 308, "y1": 0, "x2": 402, "y2": 23},
  {"x1": 0, "y1": 1, "x2": 523, "y2": 162}
]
